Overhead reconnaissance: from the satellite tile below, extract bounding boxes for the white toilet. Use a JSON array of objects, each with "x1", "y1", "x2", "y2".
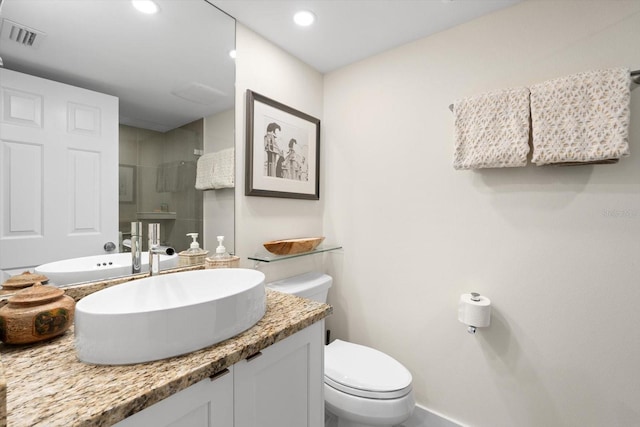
[{"x1": 267, "y1": 272, "x2": 415, "y2": 427}]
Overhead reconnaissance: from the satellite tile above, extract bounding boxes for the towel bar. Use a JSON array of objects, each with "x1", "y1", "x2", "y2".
[{"x1": 448, "y1": 68, "x2": 640, "y2": 112}]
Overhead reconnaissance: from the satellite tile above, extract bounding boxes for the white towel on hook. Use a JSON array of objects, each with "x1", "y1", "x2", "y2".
[
  {"x1": 530, "y1": 67, "x2": 631, "y2": 166},
  {"x1": 195, "y1": 148, "x2": 235, "y2": 190},
  {"x1": 453, "y1": 87, "x2": 531, "y2": 169}
]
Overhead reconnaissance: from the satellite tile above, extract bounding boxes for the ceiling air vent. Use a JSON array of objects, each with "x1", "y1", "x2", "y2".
[{"x1": 0, "y1": 19, "x2": 46, "y2": 48}]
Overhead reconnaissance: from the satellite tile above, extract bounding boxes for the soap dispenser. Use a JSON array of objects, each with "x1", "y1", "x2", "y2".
[
  {"x1": 186, "y1": 233, "x2": 205, "y2": 254},
  {"x1": 212, "y1": 236, "x2": 231, "y2": 260},
  {"x1": 205, "y1": 236, "x2": 239, "y2": 269},
  {"x1": 178, "y1": 233, "x2": 208, "y2": 267}
]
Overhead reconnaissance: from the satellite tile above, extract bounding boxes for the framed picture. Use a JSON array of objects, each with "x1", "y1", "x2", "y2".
[
  {"x1": 118, "y1": 164, "x2": 136, "y2": 203},
  {"x1": 245, "y1": 90, "x2": 320, "y2": 199}
]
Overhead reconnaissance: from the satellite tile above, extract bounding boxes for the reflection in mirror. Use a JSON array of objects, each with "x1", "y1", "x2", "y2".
[{"x1": 0, "y1": 0, "x2": 235, "y2": 294}]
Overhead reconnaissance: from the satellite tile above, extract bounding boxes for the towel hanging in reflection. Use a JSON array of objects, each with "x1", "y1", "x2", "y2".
[
  {"x1": 156, "y1": 161, "x2": 196, "y2": 192},
  {"x1": 195, "y1": 148, "x2": 234, "y2": 190},
  {"x1": 156, "y1": 161, "x2": 180, "y2": 192}
]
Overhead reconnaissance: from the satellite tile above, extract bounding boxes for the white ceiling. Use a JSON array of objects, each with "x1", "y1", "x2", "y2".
[
  {"x1": 211, "y1": 0, "x2": 521, "y2": 73},
  {"x1": 0, "y1": 0, "x2": 520, "y2": 132},
  {"x1": 0, "y1": 0, "x2": 235, "y2": 132}
]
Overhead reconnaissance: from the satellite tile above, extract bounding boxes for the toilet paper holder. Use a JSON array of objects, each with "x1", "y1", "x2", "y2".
[
  {"x1": 458, "y1": 292, "x2": 491, "y2": 334},
  {"x1": 468, "y1": 292, "x2": 481, "y2": 334}
]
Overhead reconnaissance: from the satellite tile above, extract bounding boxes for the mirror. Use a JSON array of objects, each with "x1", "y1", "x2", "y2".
[{"x1": 0, "y1": 0, "x2": 235, "y2": 293}]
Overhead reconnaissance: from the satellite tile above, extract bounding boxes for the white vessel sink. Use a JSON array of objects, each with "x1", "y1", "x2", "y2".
[
  {"x1": 74, "y1": 268, "x2": 266, "y2": 365},
  {"x1": 35, "y1": 252, "x2": 179, "y2": 286}
]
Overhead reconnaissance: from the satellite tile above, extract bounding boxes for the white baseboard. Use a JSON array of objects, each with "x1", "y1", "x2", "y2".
[
  {"x1": 325, "y1": 402, "x2": 464, "y2": 427},
  {"x1": 401, "y1": 403, "x2": 464, "y2": 427}
]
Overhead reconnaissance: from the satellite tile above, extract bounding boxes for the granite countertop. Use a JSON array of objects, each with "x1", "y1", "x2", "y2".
[{"x1": 0, "y1": 288, "x2": 332, "y2": 427}]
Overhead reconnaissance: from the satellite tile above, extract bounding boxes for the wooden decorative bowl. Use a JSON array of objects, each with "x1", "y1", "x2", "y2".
[{"x1": 263, "y1": 237, "x2": 325, "y2": 256}]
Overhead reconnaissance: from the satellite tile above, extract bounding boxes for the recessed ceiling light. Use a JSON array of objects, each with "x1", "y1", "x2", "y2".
[
  {"x1": 132, "y1": 0, "x2": 159, "y2": 15},
  {"x1": 293, "y1": 10, "x2": 316, "y2": 27}
]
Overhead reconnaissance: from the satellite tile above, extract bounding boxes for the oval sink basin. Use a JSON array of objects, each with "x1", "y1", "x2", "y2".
[
  {"x1": 35, "y1": 252, "x2": 179, "y2": 286},
  {"x1": 74, "y1": 268, "x2": 266, "y2": 365}
]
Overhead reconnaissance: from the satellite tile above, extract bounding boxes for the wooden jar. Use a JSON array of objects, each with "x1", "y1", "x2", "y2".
[
  {"x1": 0, "y1": 282, "x2": 75, "y2": 344},
  {"x1": 1, "y1": 271, "x2": 49, "y2": 290}
]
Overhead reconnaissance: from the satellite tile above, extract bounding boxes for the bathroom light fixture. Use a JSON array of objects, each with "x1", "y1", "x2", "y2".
[
  {"x1": 293, "y1": 10, "x2": 316, "y2": 27},
  {"x1": 131, "y1": 0, "x2": 159, "y2": 15}
]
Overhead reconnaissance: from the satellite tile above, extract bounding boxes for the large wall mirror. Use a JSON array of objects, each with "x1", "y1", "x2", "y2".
[{"x1": 0, "y1": 0, "x2": 235, "y2": 292}]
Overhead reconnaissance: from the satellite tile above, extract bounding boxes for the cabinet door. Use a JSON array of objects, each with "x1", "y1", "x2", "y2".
[
  {"x1": 114, "y1": 367, "x2": 233, "y2": 427},
  {"x1": 234, "y1": 321, "x2": 324, "y2": 427}
]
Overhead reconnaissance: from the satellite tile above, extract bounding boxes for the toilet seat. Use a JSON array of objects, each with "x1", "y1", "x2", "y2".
[{"x1": 324, "y1": 340, "x2": 413, "y2": 399}]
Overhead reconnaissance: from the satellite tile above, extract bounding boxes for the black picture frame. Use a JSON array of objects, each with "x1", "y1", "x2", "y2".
[{"x1": 245, "y1": 90, "x2": 320, "y2": 200}]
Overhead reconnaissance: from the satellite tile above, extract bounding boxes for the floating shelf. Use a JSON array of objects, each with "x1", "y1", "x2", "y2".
[
  {"x1": 248, "y1": 244, "x2": 343, "y2": 265},
  {"x1": 136, "y1": 212, "x2": 177, "y2": 220}
]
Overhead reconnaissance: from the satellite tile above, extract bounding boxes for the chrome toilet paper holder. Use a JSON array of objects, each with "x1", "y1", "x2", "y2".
[{"x1": 458, "y1": 291, "x2": 491, "y2": 334}]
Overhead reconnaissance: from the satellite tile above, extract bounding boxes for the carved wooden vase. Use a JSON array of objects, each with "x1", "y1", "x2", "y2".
[{"x1": 0, "y1": 282, "x2": 75, "y2": 344}]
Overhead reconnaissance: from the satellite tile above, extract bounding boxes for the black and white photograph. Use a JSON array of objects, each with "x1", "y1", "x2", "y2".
[{"x1": 245, "y1": 90, "x2": 320, "y2": 199}]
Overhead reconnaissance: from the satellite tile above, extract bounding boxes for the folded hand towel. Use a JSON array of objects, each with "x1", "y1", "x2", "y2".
[
  {"x1": 453, "y1": 87, "x2": 531, "y2": 169},
  {"x1": 530, "y1": 67, "x2": 631, "y2": 166},
  {"x1": 156, "y1": 161, "x2": 180, "y2": 192},
  {"x1": 195, "y1": 149, "x2": 235, "y2": 190},
  {"x1": 195, "y1": 153, "x2": 216, "y2": 190},
  {"x1": 211, "y1": 148, "x2": 235, "y2": 189}
]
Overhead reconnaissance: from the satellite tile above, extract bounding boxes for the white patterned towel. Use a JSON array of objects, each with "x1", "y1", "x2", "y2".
[
  {"x1": 211, "y1": 148, "x2": 235, "y2": 189},
  {"x1": 530, "y1": 67, "x2": 631, "y2": 166},
  {"x1": 195, "y1": 152, "x2": 216, "y2": 190},
  {"x1": 453, "y1": 87, "x2": 531, "y2": 170},
  {"x1": 195, "y1": 148, "x2": 235, "y2": 190}
]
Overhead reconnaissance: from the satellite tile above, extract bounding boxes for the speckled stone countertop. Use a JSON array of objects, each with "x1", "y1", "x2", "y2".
[{"x1": 0, "y1": 289, "x2": 331, "y2": 427}]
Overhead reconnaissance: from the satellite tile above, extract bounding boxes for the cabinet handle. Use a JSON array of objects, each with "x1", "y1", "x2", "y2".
[
  {"x1": 245, "y1": 351, "x2": 263, "y2": 362},
  {"x1": 209, "y1": 368, "x2": 230, "y2": 381}
]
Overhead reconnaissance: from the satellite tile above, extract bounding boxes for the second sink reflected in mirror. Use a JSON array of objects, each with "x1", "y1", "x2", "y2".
[{"x1": 0, "y1": 0, "x2": 236, "y2": 291}]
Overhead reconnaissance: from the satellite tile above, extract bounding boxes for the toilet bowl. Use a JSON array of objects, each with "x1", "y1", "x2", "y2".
[
  {"x1": 324, "y1": 339, "x2": 415, "y2": 427},
  {"x1": 266, "y1": 272, "x2": 415, "y2": 427}
]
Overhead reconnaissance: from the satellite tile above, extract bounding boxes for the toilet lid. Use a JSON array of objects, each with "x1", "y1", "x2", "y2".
[{"x1": 324, "y1": 340, "x2": 412, "y2": 399}]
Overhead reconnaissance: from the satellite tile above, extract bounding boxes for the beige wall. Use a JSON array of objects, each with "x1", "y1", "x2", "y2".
[
  {"x1": 203, "y1": 108, "x2": 235, "y2": 254},
  {"x1": 234, "y1": 24, "x2": 329, "y2": 282},
  {"x1": 323, "y1": 1, "x2": 640, "y2": 426}
]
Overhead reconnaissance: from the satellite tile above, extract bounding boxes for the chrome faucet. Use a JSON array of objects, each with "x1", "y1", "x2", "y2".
[
  {"x1": 131, "y1": 222, "x2": 142, "y2": 274},
  {"x1": 148, "y1": 223, "x2": 175, "y2": 275}
]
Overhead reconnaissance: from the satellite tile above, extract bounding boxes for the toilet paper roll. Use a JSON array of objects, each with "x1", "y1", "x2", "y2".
[{"x1": 458, "y1": 293, "x2": 491, "y2": 327}]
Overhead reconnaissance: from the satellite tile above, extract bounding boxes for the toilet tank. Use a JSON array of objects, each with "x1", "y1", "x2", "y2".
[{"x1": 266, "y1": 272, "x2": 332, "y2": 303}]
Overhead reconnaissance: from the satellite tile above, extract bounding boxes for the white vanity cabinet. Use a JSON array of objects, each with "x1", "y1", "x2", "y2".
[
  {"x1": 114, "y1": 367, "x2": 234, "y2": 427},
  {"x1": 114, "y1": 321, "x2": 324, "y2": 427},
  {"x1": 234, "y1": 321, "x2": 324, "y2": 427}
]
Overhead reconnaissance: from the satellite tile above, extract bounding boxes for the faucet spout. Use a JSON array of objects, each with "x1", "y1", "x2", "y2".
[
  {"x1": 150, "y1": 246, "x2": 175, "y2": 256},
  {"x1": 148, "y1": 223, "x2": 174, "y2": 275}
]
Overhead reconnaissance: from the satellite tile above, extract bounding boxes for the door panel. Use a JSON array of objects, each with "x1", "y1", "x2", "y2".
[{"x1": 0, "y1": 68, "x2": 118, "y2": 271}]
